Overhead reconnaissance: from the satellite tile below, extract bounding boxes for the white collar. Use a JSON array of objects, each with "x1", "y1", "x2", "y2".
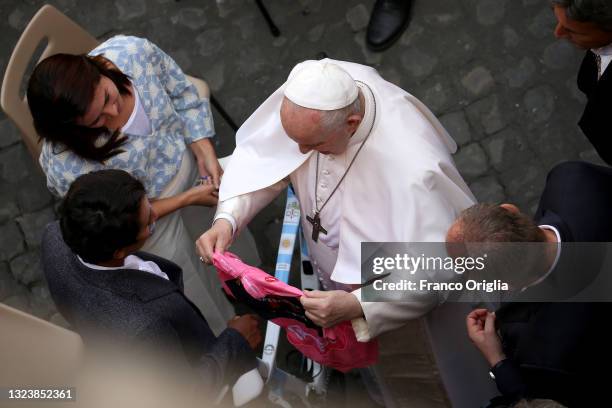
[
  {"x1": 522, "y1": 225, "x2": 562, "y2": 290},
  {"x1": 592, "y1": 42, "x2": 612, "y2": 56},
  {"x1": 77, "y1": 254, "x2": 169, "y2": 280},
  {"x1": 78, "y1": 255, "x2": 125, "y2": 270},
  {"x1": 347, "y1": 81, "x2": 376, "y2": 148}
]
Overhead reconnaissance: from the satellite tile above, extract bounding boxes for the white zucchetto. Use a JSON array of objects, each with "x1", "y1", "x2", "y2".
[{"x1": 284, "y1": 61, "x2": 359, "y2": 110}]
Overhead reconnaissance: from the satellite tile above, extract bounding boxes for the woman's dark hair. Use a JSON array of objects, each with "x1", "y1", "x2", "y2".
[
  {"x1": 27, "y1": 53, "x2": 132, "y2": 162},
  {"x1": 59, "y1": 169, "x2": 146, "y2": 263}
]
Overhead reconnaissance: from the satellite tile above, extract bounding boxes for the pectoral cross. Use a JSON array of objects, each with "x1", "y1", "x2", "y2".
[{"x1": 306, "y1": 211, "x2": 327, "y2": 242}]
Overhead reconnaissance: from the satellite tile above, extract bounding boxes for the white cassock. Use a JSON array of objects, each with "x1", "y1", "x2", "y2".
[{"x1": 216, "y1": 59, "x2": 476, "y2": 341}]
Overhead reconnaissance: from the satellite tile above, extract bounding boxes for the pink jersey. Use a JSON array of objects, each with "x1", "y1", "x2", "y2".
[{"x1": 213, "y1": 252, "x2": 379, "y2": 372}]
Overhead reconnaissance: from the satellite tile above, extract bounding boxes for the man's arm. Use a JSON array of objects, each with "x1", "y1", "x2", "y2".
[
  {"x1": 465, "y1": 309, "x2": 525, "y2": 399},
  {"x1": 135, "y1": 320, "x2": 256, "y2": 396},
  {"x1": 298, "y1": 285, "x2": 440, "y2": 342},
  {"x1": 197, "y1": 178, "x2": 289, "y2": 261},
  {"x1": 353, "y1": 288, "x2": 440, "y2": 341},
  {"x1": 215, "y1": 178, "x2": 290, "y2": 237}
]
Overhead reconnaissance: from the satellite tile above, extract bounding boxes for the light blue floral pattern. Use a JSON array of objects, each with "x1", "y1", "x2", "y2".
[{"x1": 39, "y1": 35, "x2": 214, "y2": 198}]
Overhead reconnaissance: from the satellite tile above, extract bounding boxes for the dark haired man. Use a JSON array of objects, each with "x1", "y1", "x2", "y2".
[
  {"x1": 42, "y1": 169, "x2": 261, "y2": 397},
  {"x1": 447, "y1": 161, "x2": 612, "y2": 406},
  {"x1": 552, "y1": 0, "x2": 612, "y2": 164}
]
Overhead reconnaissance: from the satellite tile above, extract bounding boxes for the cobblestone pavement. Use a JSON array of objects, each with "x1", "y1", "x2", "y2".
[{"x1": 0, "y1": 0, "x2": 602, "y2": 404}]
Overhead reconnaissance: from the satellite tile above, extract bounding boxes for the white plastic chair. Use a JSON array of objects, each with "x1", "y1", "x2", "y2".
[{"x1": 0, "y1": 302, "x2": 84, "y2": 385}]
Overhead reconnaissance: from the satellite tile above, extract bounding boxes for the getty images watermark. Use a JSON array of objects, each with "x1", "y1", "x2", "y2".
[
  {"x1": 360, "y1": 242, "x2": 612, "y2": 303},
  {"x1": 370, "y1": 251, "x2": 509, "y2": 293}
]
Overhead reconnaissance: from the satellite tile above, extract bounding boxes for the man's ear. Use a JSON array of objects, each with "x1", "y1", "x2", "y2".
[
  {"x1": 499, "y1": 203, "x2": 520, "y2": 214},
  {"x1": 347, "y1": 114, "x2": 362, "y2": 133},
  {"x1": 113, "y1": 247, "x2": 128, "y2": 260}
]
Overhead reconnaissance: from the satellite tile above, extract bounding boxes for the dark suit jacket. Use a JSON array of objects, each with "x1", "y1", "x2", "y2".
[
  {"x1": 491, "y1": 162, "x2": 612, "y2": 407},
  {"x1": 41, "y1": 221, "x2": 255, "y2": 395},
  {"x1": 577, "y1": 50, "x2": 612, "y2": 165}
]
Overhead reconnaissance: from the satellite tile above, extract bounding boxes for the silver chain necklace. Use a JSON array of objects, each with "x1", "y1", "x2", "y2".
[{"x1": 306, "y1": 83, "x2": 376, "y2": 242}]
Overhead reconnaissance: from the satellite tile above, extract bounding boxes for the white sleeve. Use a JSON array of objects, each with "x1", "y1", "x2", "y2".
[
  {"x1": 214, "y1": 178, "x2": 290, "y2": 237},
  {"x1": 350, "y1": 288, "x2": 438, "y2": 342}
]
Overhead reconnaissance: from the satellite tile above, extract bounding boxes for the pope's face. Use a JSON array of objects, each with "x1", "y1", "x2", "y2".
[
  {"x1": 553, "y1": 5, "x2": 612, "y2": 49},
  {"x1": 280, "y1": 99, "x2": 354, "y2": 155}
]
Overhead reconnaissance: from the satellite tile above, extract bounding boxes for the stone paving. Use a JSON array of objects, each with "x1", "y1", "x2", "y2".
[{"x1": 0, "y1": 0, "x2": 603, "y2": 402}]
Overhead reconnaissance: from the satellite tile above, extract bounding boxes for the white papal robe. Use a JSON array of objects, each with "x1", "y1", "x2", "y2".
[{"x1": 214, "y1": 59, "x2": 476, "y2": 342}]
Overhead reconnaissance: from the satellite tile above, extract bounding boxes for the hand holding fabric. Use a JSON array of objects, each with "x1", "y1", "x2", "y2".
[
  {"x1": 196, "y1": 219, "x2": 233, "y2": 263},
  {"x1": 300, "y1": 290, "x2": 363, "y2": 328},
  {"x1": 466, "y1": 308, "x2": 506, "y2": 366}
]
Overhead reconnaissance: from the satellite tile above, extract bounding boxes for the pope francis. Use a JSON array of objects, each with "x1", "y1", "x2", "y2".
[{"x1": 196, "y1": 59, "x2": 476, "y2": 342}]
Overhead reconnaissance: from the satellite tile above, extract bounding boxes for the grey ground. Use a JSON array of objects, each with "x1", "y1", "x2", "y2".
[{"x1": 0, "y1": 0, "x2": 601, "y2": 405}]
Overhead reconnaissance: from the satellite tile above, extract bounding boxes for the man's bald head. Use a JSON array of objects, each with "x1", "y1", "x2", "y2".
[
  {"x1": 447, "y1": 203, "x2": 547, "y2": 244},
  {"x1": 446, "y1": 203, "x2": 552, "y2": 288}
]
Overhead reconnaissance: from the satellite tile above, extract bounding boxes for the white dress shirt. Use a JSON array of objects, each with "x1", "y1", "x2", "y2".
[
  {"x1": 77, "y1": 254, "x2": 169, "y2": 281},
  {"x1": 524, "y1": 225, "x2": 562, "y2": 289},
  {"x1": 592, "y1": 42, "x2": 612, "y2": 78}
]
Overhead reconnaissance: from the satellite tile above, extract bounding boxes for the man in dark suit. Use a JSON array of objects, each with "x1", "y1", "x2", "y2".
[
  {"x1": 446, "y1": 161, "x2": 612, "y2": 406},
  {"x1": 552, "y1": 0, "x2": 612, "y2": 165},
  {"x1": 42, "y1": 169, "x2": 261, "y2": 399}
]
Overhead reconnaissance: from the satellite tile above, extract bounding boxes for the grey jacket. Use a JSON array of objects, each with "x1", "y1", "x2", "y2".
[{"x1": 41, "y1": 221, "x2": 255, "y2": 394}]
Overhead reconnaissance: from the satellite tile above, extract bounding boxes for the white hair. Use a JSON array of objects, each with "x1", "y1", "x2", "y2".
[{"x1": 284, "y1": 91, "x2": 362, "y2": 133}]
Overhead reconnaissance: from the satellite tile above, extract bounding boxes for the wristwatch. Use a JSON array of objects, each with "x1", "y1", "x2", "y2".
[{"x1": 489, "y1": 358, "x2": 508, "y2": 380}]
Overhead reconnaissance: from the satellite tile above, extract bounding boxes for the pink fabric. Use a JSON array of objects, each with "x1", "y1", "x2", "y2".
[{"x1": 213, "y1": 252, "x2": 378, "y2": 372}]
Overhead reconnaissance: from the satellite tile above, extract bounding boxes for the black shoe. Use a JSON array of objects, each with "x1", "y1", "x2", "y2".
[{"x1": 366, "y1": 0, "x2": 413, "y2": 52}]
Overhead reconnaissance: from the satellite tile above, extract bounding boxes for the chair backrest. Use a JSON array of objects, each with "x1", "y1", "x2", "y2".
[
  {"x1": 0, "y1": 4, "x2": 99, "y2": 161},
  {"x1": 0, "y1": 302, "x2": 84, "y2": 385}
]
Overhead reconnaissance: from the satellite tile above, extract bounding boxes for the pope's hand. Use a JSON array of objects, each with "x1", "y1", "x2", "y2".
[
  {"x1": 196, "y1": 219, "x2": 233, "y2": 264},
  {"x1": 466, "y1": 308, "x2": 506, "y2": 367},
  {"x1": 299, "y1": 290, "x2": 363, "y2": 328}
]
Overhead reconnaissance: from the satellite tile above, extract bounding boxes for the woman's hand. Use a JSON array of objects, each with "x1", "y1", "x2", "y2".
[
  {"x1": 183, "y1": 183, "x2": 219, "y2": 207},
  {"x1": 189, "y1": 138, "x2": 223, "y2": 189}
]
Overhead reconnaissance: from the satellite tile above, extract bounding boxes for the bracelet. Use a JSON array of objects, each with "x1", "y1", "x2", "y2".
[{"x1": 196, "y1": 176, "x2": 211, "y2": 186}]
